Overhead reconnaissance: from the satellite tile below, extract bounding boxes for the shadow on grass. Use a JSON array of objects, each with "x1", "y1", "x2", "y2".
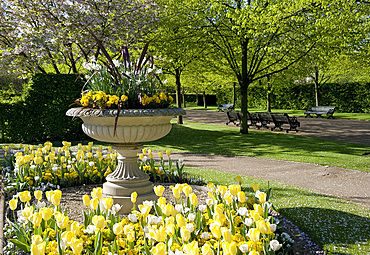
[
  {"x1": 279, "y1": 207, "x2": 370, "y2": 253},
  {"x1": 148, "y1": 122, "x2": 369, "y2": 158}
]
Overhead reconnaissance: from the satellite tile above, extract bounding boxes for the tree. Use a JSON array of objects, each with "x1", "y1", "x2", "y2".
[
  {"x1": 193, "y1": 0, "x2": 364, "y2": 134},
  {"x1": 151, "y1": 0, "x2": 208, "y2": 124},
  {"x1": 0, "y1": 0, "x2": 158, "y2": 75}
]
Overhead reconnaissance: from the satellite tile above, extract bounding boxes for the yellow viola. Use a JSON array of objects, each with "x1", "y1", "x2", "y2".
[{"x1": 9, "y1": 199, "x2": 18, "y2": 211}]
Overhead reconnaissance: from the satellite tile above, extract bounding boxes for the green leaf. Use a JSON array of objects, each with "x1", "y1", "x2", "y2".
[
  {"x1": 9, "y1": 239, "x2": 30, "y2": 253},
  {"x1": 95, "y1": 230, "x2": 103, "y2": 255}
]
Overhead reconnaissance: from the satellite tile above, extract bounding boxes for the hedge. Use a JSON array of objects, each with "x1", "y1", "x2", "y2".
[
  {"x1": 216, "y1": 82, "x2": 370, "y2": 113},
  {"x1": 0, "y1": 74, "x2": 87, "y2": 143}
]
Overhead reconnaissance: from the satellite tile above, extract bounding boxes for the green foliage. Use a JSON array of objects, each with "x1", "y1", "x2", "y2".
[
  {"x1": 0, "y1": 74, "x2": 87, "y2": 142},
  {"x1": 219, "y1": 82, "x2": 370, "y2": 112}
]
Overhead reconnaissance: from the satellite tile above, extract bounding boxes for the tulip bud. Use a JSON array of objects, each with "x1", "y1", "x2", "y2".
[
  {"x1": 34, "y1": 190, "x2": 43, "y2": 201},
  {"x1": 131, "y1": 192, "x2": 137, "y2": 204},
  {"x1": 9, "y1": 199, "x2": 18, "y2": 211},
  {"x1": 82, "y1": 195, "x2": 90, "y2": 207}
]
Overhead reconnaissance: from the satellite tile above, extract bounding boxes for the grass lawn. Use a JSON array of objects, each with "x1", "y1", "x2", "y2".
[
  {"x1": 185, "y1": 105, "x2": 370, "y2": 121},
  {"x1": 145, "y1": 121, "x2": 370, "y2": 173},
  {"x1": 185, "y1": 167, "x2": 370, "y2": 255}
]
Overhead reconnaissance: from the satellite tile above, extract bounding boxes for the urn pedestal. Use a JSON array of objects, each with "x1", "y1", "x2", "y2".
[{"x1": 66, "y1": 107, "x2": 186, "y2": 213}]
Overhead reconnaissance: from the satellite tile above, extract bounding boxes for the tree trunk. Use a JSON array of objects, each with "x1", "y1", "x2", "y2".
[
  {"x1": 233, "y1": 82, "x2": 236, "y2": 106},
  {"x1": 175, "y1": 68, "x2": 183, "y2": 124},
  {"x1": 266, "y1": 75, "x2": 271, "y2": 112},
  {"x1": 195, "y1": 92, "x2": 199, "y2": 105},
  {"x1": 182, "y1": 90, "x2": 186, "y2": 108},
  {"x1": 203, "y1": 91, "x2": 207, "y2": 108},
  {"x1": 314, "y1": 67, "x2": 320, "y2": 106},
  {"x1": 240, "y1": 40, "x2": 249, "y2": 134}
]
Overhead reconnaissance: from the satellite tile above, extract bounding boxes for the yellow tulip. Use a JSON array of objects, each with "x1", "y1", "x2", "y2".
[
  {"x1": 127, "y1": 232, "x2": 135, "y2": 242},
  {"x1": 248, "y1": 228, "x2": 260, "y2": 243},
  {"x1": 22, "y1": 206, "x2": 34, "y2": 220},
  {"x1": 90, "y1": 198, "x2": 99, "y2": 210},
  {"x1": 237, "y1": 191, "x2": 246, "y2": 203},
  {"x1": 139, "y1": 154, "x2": 144, "y2": 160},
  {"x1": 92, "y1": 215, "x2": 106, "y2": 229},
  {"x1": 62, "y1": 231, "x2": 75, "y2": 247},
  {"x1": 171, "y1": 185, "x2": 181, "y2": 199},
  {"x1": 210, "y1": 223, "x2": 222, "y2": 239},
  {"x1": 40, "y1": 207, "x2": 53, "y2": 221},
  {"x1": 224, "y1": 195, "x2": 232, "y2": 205},
  {"x1": 18, "y1": 191, "x2": 31, "y2": 203},
  {"x1": 166, "y1": 150, "x2": 171, "y2": 157},
  {"x1": 32, "y1": 235, "x2": 43, "y2": 245},
  {"x1": 91, "y1": 187, "x2": 102, "y2": 200},
  {"x1": 222, "y1": 228, "x2": 232, "y2": 243},
  {"x1": 70, "y1": 221, "x2": 80, "y2": 235},
  {"x1": 233, "y1": 176, "x2": 242, "y2": 185},
  {"x1": 138, "y1": 204, "x2": 151, "y2": 216},
  {"x1": 166, "y1": 223, "x2": 175, "y2": 236},
  {"x1": 207, "y1": 182, "x2": 216, "y2": 192},
  {"x1": 71, "y1": 238, "x2": 84, "y2": 255},
  {"x1": 56, "y1": 214, "x2": 69, "y2": 229},
  {"x1": 34, "y1": 190, "x2": 43, "y2": 201},
  {"x1": 183, "y1": 185, "x2": 192, "y2": 197},
  {"x1": 142, "y1": 148, "x2": 147, "y2": 155},
  {"x1": 149, "y1": 226, "x2": 167, "y2": 242},
  {"x1": 176, "y1": 213, "x2": 186, "y2": 227},
  {"x1": 30, "y1": 212, "x2": 42, "y2": 228},
  {"x1": 51, "y1": 193, "x2": 61, "y2": 207},
  {"x1": 34, "y1": 156, "x2": 43, "y2": 165},
  {"x1": 189, "y1": 193, "x2": 198, "y2": 206},
  {"x1": 151, "y1": 242, "x2": 166, "y2": 255},
  {"x1": 158, "y1": 196, "x2": 166, "y2": 207},
  {"x1": 131, "y1": 191, "x2": 137, "y2": 204},
  {"x1": 82, "y1": 195, "x2": 90, "y2": 207},
  {"x1": 208, "y1": 191, "x2": 216, "y2": 201},
  {"x1": 228, "y1": 185, "x2": 240, "y2": 196},
  {"x1": 258, "y1": 192, "x2": 267, "y2": 204},
  {"x1": 113, "y1": 223, "x2": 123, "y2": 235},
  {"x1": 157, "y1": 151, "x2": 163, "y2": 158},
  {"x1": 252, "y1": 183, "x2": 260, "y2": 192},
  {"x1": 202, "y1": 242, "x2": 214, "y2": 255},
  {"x1": 154, "y1": 185, "x2": 165, "y2": 197},
  {"x1": 217, "y1": 185, "x2": 227, "y2": 196},
  {"x1": 227, "y1": 241, "x2": 238, "y2": 255},
  {"x1": 256, "y1": 220, "x2": 271, "y2": 235},
  {"x1": 184, "y1": 241, "x2": 199, "y2": 255},
  {"x1": 250, "y1": 210, "x2": 260, "y2": 222},
  {"x1": 253, "y1": 204, "x2": 264, "y2": 216},
  {"x1": 102, "y1": 197, "x2": 114, "y2": 210},
  {"x1": 180, "y1": 226, "x2": 191, "y2": 242},
  {"x1": 9, "y1": 199, "x2": 18, "y2": 210},
  {"x1": 163, "y1": 204, "x2": 175, "y2": 216},
  {"x1": 249, "y1": 251, "x2": 260, "y2": 255},
  {"x1": 31, "y1": 241, "x2": 46, "y2": 255}
]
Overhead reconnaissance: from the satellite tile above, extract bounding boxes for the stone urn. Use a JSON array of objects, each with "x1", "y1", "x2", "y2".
[{"x1": 66, "y1": 107, "x2": 186, "y2": 213}]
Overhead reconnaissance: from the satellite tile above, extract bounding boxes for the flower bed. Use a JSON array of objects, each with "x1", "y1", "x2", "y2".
[{"x1": 4, "y1": 182, "x2": 288, "y2": 255}]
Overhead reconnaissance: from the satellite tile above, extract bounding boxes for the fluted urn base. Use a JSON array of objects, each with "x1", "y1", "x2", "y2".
[
  {"x1": 66, "y1": 107, "x2": 186, "y2": 214},
  {"x1": 103, "y1": 144, "x2": 157, "y2": 214}
]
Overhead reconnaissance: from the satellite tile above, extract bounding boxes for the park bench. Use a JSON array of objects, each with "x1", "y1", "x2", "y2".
[
  {"x1": 226, "y1": 111, "x2": 241, "y2": 126},
  {"x1": 218, "y1": 104, "x2": 235, "y2": 112},
  {"x1": 255, "y1": 112, "x2": 300, "y2": 132},
  {"x1": 304, "y1": 106, "x2": 335, "y2": 119}
]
